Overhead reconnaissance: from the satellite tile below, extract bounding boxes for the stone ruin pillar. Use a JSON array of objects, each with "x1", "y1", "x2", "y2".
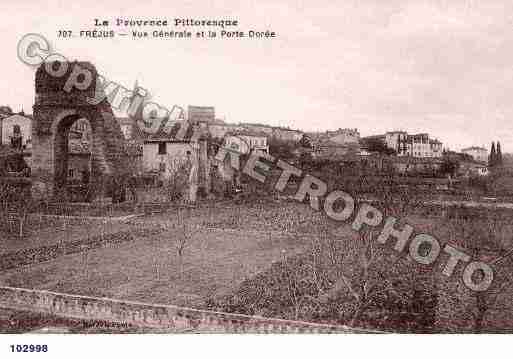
[{"x1": 31, "y1": 61, "x2": 129, "y2": 203}]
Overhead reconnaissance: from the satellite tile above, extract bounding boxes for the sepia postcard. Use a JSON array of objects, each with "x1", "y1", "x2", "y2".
[{"x1": 0, "y1": 0, "x2": 512, "y2": 357}]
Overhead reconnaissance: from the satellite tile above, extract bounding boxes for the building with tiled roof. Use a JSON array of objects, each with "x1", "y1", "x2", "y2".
[
  {"x1": 363, "y1": 131, "x2": 443, "y2": 158},
  {"x1": 461, "y1": 146, "x2": 488, "y2": 164},
  {"x1": 223, "y1": 129, "x2": 269, "y2": 154}
]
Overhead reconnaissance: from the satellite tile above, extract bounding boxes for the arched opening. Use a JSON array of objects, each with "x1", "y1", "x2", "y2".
[{"x1": 54, "y1": 114, "x2": 93, "y2": 202}]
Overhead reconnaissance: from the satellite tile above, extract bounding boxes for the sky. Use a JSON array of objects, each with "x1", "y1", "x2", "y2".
[{"x1": 1, "y1": 0, "x2": 513, "y2": 152}]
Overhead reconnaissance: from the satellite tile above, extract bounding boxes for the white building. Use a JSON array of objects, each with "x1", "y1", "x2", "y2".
[
  {"x1": 385, "y1": 131, "x2": 408, "y2": 155},
  {"x1": 461, "y1": 146, "x2": 488, "y2": 164},
  {"x1": 384, "y1": 131, "x2": 442, "y2": 158},
  {"x1": 428, "y1": 139, "x2": 443, "y2": 158},
  {"x1": 405, "y1": 134, "x2": 443, "y2": 158},
  {"x1": 142, "y1": 139, "x2": 197, "y2": 180},
  {"x1": 224, "y1": 131, "x2": 268, "y2": 154},
  {"x1": 1, "y1": 113, "x2": 32, "y2": 150}
]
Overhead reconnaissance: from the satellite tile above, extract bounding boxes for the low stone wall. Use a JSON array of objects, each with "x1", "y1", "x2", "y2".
[{"x1": 0, "y1": 286, "x2": 373, "y2": 333}]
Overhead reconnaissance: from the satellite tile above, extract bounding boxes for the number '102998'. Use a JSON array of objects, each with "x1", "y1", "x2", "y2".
[{"x1": 10, "y1": 344, "x2": 48, "y2": 353}]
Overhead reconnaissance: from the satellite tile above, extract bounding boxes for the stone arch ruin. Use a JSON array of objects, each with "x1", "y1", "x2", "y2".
[{"x1": 31, "y1": 61, "x2": 129, "y2": 201}]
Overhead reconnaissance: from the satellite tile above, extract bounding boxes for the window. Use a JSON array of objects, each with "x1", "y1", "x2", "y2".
[
  {"x1": 158, "y1": 142, "x2": 166, "y2": 155},
  {"x1": 68, "y1": 168, "x2": 74, "y2": 178},
  {"x1": 159, "y1": 162, "x2": 166, "y2": 172}
]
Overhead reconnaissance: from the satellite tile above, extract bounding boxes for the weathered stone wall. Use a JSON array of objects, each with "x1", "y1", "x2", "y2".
[
  {"x1": 0, "y1": 286, "x2": 371, "y2": 333},
  {"x1": 32, "y1": 61, "x2": 129, "y2": 201}
]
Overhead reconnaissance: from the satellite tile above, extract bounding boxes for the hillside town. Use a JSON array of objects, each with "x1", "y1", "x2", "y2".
[
  {"x1": 1, "y1": 62, "x2": 513, "y2": 336},
  {"x1": 0, "y1": 103, "x2": 500, "y2": 195}
]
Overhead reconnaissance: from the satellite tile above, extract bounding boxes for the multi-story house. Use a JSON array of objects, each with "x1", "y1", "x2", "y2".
[
  {"x1": 1, "y1": 112, "x2": 32, "y2": 150},
  {"x1": 406, "y1": 133, "x2": 430, "y2": 157},
  {"x1": 461, "y1": 146, "x2": 488, "y2": 164},
  {"x1": 383, "y1": 131, "x2": 442, "y2": 158},
  {"x1": 428, "y1": 139, "x2": 443, "y2": 158},
  {"x1": 224, "y1": 130, "x2": 269, "y2": 154},
  {"x1": 385, "y1": 131, "x2": 409, "y2": 155},
  {"x1": 128, "y1": 122, "x2": 200, "y2": 182}
]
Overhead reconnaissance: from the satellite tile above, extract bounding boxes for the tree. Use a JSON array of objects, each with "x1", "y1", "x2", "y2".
[
  {"x1": 437, "y1": 208, "x2": 513, "y2": 333},
  {"x1": 489, "y1": 142, "x2": 497, "y2": 167},
  {"x1": 302, "y1": 179, "x2": 430, "y2": 330},
  {"x1": 163, "y1": 158, "x2": 193, "y2": 202},
  {"x1": 268, "y1": 137, "x2": 296, "y2": 159},
  {"x1": 496, "y1": 141, "x2": 503, "y2": 166},
  {"x1": 172, "y1": 206, "x2": 200, "y2": 279},
  {"x1": 362, "y1": 137, "x2": 396, "y2": 155},
  {"x1": 305, "y1": 223, "x2": 432, "y2": 331}
]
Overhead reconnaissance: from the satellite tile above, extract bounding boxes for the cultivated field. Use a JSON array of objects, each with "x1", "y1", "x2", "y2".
[
  {"x1": 0, "y1": 200, "x2": 319, "y2": 307},
  {"x1": 2, "y1": 198, "x2": 513, "y2": 332}
]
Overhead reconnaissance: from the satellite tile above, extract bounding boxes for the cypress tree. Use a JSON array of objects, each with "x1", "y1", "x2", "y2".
[
  {"x1": 489, "y1": 142, "x2": 496, "y2": 166},
  {"x1": 497, "y1": 141, "x2": 503, "y2": 166}
]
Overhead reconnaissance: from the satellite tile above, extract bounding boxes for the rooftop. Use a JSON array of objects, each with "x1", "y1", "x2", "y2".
[
  {"x1": 227, "y1": 129, "x2": 269, "y2": 138},
  {"x1": 385, "y1": 130, "x2": 408, "y2": 134},
  {"x1": 461, "y1": 146, "x2": 487, "y2": 152}
]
